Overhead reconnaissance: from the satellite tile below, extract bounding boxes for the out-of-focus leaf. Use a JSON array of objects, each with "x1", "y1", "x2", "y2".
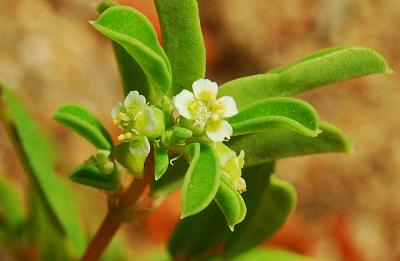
[
  {"x1": 0, "y1": 86, "x2": 86, "y2": 256},
  {"x1": 154, "y1": 146, "x2": 169, "y2": 181},
  {"x1": 53, "y1": 104, "x2": 113, "y2": 150},
  {"x1": 0, "y1": 175, "x2": 24, "y2": 234},
  {"x1": 219, "y1": 46, "x2": 392, "y2": 109},
  {"x1": 229, "y1": 97, "x2": 319, "y2": 137},
  {"x1": 181, "y1": 143, "x2": 219, "y2": 218},
  {"x1": 229, "y1": 247, "x2": 315, "y2": 261},
  {"x1": 155, "y1": 0, "x2": 206, "y2": 95},
  {"x1": 223, "y1": 163, "x2": 296, "y2": 257},
  {"x1": 70, "y1": 163, "x2": 119, "y2": 191},
  {"x1": 168, "y1": 202, "x2": 229, "y2": 259},
  {"x1": 214, "y1": 177, "x2": 246, "y2": 231},
  {"x1": 92, "y1": 6, "x2": 171, "y2": 103},
  {"x1": 229, "y1": 122, "x2": 352, "y2": 167}
]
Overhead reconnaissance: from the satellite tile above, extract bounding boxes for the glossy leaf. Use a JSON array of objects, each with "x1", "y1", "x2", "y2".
[
  {"x1": 230, "y1": 247, "x2": 315, "y2": 261},
  {"x1": 229, "y1": 122, "x2": 351, "y2": 167},
  {"x1": 92, "y1": 6, "x2": 171, "y2": 102},
  {"x1": 0, "y1": 175, "x2": 24, "y2": 234},
  {"x1": 219, "y1": 46, "x2": 392, "y2": 109},
  {"x1": 97, "y1": 2, "x2": 152, "y2": 97},
  {"x1": 70, "y1": 163, "x2": 118, "y2": 191},
  {"x1": 114, "y1": 143, "x2": 146, "y2": 176},
  {"x1": 229, "y1": 97, "x2": 319, "y2": 137},
  {"x1": 155, "y1": 0, "x2": 206, "y2": 95},
  {"x1": 154, "y1": 146, "x2": 169, "y2": 180},
  {"x1": 181, "y1": 143, "x2": 219, "y2": 218},
  {"x1": 224, "y1": 163, "x2": 296, "y2": 257},
  {"x1": 53, "y1": 104, "x2": 113, "y2": 150},
  {"x1": 214, "y1": 177, "x2": 247, "y2": 231},
  {"x1": 0, "y1": 87, "x2": 86, "y2": 256}
]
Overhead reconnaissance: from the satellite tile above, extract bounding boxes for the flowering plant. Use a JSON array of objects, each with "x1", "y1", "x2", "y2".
[{"x1": 0, "y1": 1, "x2": 392, "y2": 260}]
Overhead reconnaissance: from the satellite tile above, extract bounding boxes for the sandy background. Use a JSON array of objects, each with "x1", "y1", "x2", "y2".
[{"x1": 0, "y1": 0, "x2": 399, "y2": 260}]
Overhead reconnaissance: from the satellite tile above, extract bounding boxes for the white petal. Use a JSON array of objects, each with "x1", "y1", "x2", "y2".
[
  {"x1": 174, "y1": 90, "x2": 195, "y2": 119},
  {"x1": 111, "y1": 103, "x2": 122, "y2": 118},
  {"x1": 206, "y1": 120, "x2": 233, "y2": 142},
  {"x1": 192, "y1": 79, "x2": 218, "y2": 100},
  {"x1": 218, "y1": 96, "x2": 238, "y2": 118},
  {"x1": 124, "y1": 91, "x2": 146, "y2": 114},
  {"x1": 129, "y1": 136, "x2": 150, "y2": 157},
  {"x1": 135, "y1": 106, "x2": 157, "y2": 132}
]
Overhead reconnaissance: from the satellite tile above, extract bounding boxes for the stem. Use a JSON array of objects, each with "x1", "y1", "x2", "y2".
[{"x1": 81, "y1": 153, "x2": 154, "y2": 261}]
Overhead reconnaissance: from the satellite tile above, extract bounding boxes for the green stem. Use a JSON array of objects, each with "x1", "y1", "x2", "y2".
[{"x1": 81, "y1": 153, "x2": 154, "y2": 261}]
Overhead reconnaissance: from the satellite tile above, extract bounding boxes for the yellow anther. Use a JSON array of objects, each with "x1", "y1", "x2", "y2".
[
  {"x1": 117, "y1": 134, "x2": 125, "y2": 141},
  {"x1": 124, "y1": 132, "x2": 132, "y2": 140},
  {"x1": 210, "y1": 113, "x2": 220, "y2": 122},
  {"x1": 112, "y1": 118, "x2": 120, "y2": 125},
  {"x1": 117, "y1": 112, "x2": 126, "y2": 120},
  {"x1": 216, "y1": 109, "x2": 224, "y2": 115}
]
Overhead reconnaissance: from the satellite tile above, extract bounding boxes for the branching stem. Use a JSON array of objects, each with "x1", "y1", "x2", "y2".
[{"x1": 81, "y1": 153, "x2": 154, "y2": 261}]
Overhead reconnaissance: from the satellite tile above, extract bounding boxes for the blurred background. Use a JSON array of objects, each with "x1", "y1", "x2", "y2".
[{"x1": 0, "y1": 0, "x2": 399, "y2": 260}]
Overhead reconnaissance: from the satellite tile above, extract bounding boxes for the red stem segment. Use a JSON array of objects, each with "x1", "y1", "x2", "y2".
[{"x1": 81, "y1": 154, "x2": 154, "y2": 261}]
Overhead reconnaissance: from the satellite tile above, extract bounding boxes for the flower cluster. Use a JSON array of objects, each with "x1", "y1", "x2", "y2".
[{"x1": 112, "y1": 79, "x2": 245, "y2": 192}]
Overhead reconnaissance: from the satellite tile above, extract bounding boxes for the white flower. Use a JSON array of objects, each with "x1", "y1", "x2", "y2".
[
  {"x1": 215, "y1": 143, "x2": 246, "y2": 193},
  {"x1": 174, "y1": 79, "x2": 238, "y2": 142},
  {"x1": 111, "y1": 91, "x2": 163, "y2": 157}
]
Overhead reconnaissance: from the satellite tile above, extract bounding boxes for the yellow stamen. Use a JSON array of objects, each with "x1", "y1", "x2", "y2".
[
  {"x1": 210, "y1": 113, "x2": 220, "y2": 122},
  {"x1": 112, "y1": 118, "x2": 120, "y2": 125},
  {"x1": 117, "y1": 134, "x2": 125, "y2": 141},
  {"x1": 124, "y1": 132, "x2": 132, "y2": 140},
  {"x1": 117, "y1": 112, "x2": 126, "y2": 120}
]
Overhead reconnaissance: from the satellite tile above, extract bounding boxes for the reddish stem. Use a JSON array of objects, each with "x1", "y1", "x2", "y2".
[{"x1": 81, "y1": 154, "x2": 154, "y2": 261}]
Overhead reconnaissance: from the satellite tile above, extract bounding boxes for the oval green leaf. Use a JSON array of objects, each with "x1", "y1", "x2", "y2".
[
  {"x1": 229, "y1": 97, "x2": 319, "y2": 137},
  {"x1": 70, "y1": 163, "x2": 118, "y2": 191},
  {"x1": 219, "y1": 46, "x2": 392, "y2": 109},
  {"x1": 155, "y1": 0, "x2": 206, "y2": 95},
  {"x1": 154, "y1": 146, "x2": 169, "y2": 181},
  {"x1": 114, "y1": 143, "x2": 146, "y2": 176},
  {"x1": 229, "y1": 122, "x2": 352, "y2": 167},
  {"x1": 53, "y1": 104, "x2": 113, "y2": 150},
  {"x1": 214, "y1": 177, "x2": 247, "y2": 231},
  {"x1": 0, "y1": 86, "x2": 86, "y2": 256},
  {"x1": 181, "y1": 143, "x2": 219, "y2": 218},
  {"x1": 224, "y1": 163, "x2": 296, "y2": 257},
  {"x1": 92, "y1": 6, "x2": 171, "y2": 103}
]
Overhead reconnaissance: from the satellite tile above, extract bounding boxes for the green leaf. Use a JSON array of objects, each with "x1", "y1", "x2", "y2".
[
  {"x1": 181, "y1": 143, "x2": 219, "y2": 218},
  {"x1": 114, "y1": 143, "x2": 146, "y2": 176},
  {"x1": 0, "y1": 175, "x2": 25, "y2": 234},
  {"x1": 229, "y1": 97, "x2": 319, "y2": 137},
  {"x1": 154, "y1": 146, "x2": 169, "y2": 181},
  {"x1": 92, "y1": 6, "x2": 171, "y2": 103},
  {"x1": 53, "y1": 104, "x2": 113, "y2": 150},
  {"x1": 155, "y1": 0, "x2": 206, "y2": 95},
  {"x1": 219, "y1": 46, "x2": 392, "y2": 109},
  {"x1": 230, "y1": 122, "x2": 352, "y2": 167},
  {"x1": 214, "y1": 177, "x2": 246, "y2": 231},
  {"x1": 0, "y1": 86, "x2": 86, "y2": 256},
  {"x1": 150, "y1": 157, "x2": 187, "y2": 202},
  {"x1": 168, "y1": 203, "x2": 229, "y2": 259},
  {"x1": 70, "y1": 163, "x2": 119, "y2": 191},
  {"x1": 224, "y1": 163, "x2": 296, "y2": 257},
  {"x1": 230, "y1": 247, "x2": 315, "y2": 261}
]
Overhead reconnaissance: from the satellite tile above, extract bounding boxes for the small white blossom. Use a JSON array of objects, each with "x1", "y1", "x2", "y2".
[
  {"x1": 215, "y1": 143, "x2": 246, "y2": 193},
  {"x1": 174, "y1": 79, "x2": 238, "y2": 142},
  {"x1": 111, "y1": 91, "x2": 161, "y2": 157}
]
